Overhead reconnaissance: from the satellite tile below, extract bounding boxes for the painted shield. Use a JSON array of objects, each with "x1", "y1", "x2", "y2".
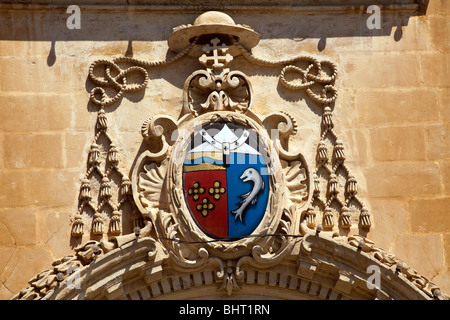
[{"x1": 183, "y1": 122, "x2": 269, "y2": 239}]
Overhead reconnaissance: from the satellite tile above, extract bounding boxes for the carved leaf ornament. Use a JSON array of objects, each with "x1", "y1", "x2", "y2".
[{"x1": 13, "y1": 11, "x2": 448, "y2": 301}]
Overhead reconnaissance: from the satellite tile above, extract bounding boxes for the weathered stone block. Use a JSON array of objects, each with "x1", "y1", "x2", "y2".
[
  {"x1": 341, "y1": 54, "x2": 421, "y2": 88},
  {"x1": 0, "y1": 94, "x2": 73, "y2": 132},
  {"x1": 428, "y1": 15, "x2": 450, "y2": 52},
  {"x1": 444, "y1": 234, "x2": 450, "y2": 270},
  {"x1": 0, "y1": 135, "x2": 4, "y2": 170},
  {"x1": 344, "y1": 128, "x2": 370, "y2": 166},
  {"x1": 0, "y1": 57, "x2": 89, "y2": 93},
  {"x1": 3, "y1": 133, "x2": 64, "y2": 169},
  {"x1": 365, "y1": 162, "x2": 442, "y2": 197},
  {"x1": 427, "y1": 0, "x2": 450, "y2": 16},
  {"x1": 368, "y1": 200, "x2": 408, "y2": 251},
  {"x1": 0, "y1": 208, "x2": 37, "y2": 246},
  {"x1": 0, "y1": 170, "x2": 33, "y2": 207},
  {"x1": 0, "y1": 246, "x2": 54, "y2": 300},
  {"x1": 64, "y1": 133, "x2": 90, "y2": 169},
  {"x1": 36, "y1": 207, "x2": 73, "y2": 258},
  {"x1": 409, "y1": 197, "x2": 450, "y2": 233},
  {"x1": 393, "y1": 234, "x2": 444, "y2": 278},
  {"x1": 370, "y1": 126, "x2": 426, "y2": 161},
  {"x1": 440, "y1": 160, "x2": 450, "y2": 193},
  {"x1": 420, "y1": 53, "x2": 450, "y2": 87},
  {"x1": 0, "y1": 170, "x2": 79, "y2": 207},
  {"x1": 438, "y1": 89, "x2": 450, "y2": 122},
  {"x1": 355, "y1": 89, "x2": 439, "y2": 126},
  {"x1": 425, "y1": 124, "x2": 450, "y2": 160}
]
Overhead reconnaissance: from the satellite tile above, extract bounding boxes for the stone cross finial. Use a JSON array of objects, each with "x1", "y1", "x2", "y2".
[{"x1": 199, "y1": 38, "x2": 233, "y2": 70}]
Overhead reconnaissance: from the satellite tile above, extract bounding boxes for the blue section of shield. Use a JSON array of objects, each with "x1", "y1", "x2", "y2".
[{"x1": 226, "y1": 153, "x2": 269, "y2": 239}]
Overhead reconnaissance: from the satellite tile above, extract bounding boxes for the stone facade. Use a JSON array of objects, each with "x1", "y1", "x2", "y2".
[{"x1": 0, "y1": 0, "x2": 449, "y2": 299}]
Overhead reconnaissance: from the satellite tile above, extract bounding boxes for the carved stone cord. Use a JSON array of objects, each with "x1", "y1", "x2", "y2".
[
  {"x1": 233, "y1": 38, "x2": 370, "y2": 232},
  {"x1": 310, "y1": 106, "x2": 371, "y2": 231},
  {"x1": 88, "y1": 39, "x2": 197, "y2": 107},
  {"x1": 72, "y1": 40, "x2": 197, "y2": 239},
  {"x1": 72, "y1": 108, "x2": 139, "y2": 238},
  {"x1": 233, "y1": 39, "x2": 338, "y2": 105}
]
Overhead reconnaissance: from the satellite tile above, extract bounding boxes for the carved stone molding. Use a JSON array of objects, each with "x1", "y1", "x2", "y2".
[
  {"x1": 13, "y1": 233, "x2": 446, "y2": 300},
  {"x1": 0, "y1": 1, "x2": 429, "y2": 16}
]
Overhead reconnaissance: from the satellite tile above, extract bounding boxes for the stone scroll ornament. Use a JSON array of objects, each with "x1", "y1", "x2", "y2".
[{"x1": 15, "y1": 11, "x2": 446, "y2": 300}]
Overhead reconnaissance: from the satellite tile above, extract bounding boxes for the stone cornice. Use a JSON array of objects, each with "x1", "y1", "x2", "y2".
[{"x1": 0, "y1": 0, "x2": 429, "y2": 15}]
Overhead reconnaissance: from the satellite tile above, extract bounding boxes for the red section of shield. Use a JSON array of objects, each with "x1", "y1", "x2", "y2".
[{"x1": 183, "y1": 169, "x2": 228, "y2": 239}]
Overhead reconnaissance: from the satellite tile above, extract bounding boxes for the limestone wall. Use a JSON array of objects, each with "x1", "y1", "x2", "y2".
[{"x1": 0, "y1": 0, "x2": 449, "y2": 299}]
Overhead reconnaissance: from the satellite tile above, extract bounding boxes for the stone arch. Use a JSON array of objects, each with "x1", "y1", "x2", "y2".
[{"x1": 37, "y1": 235, "x2": 433, "y2": 300}]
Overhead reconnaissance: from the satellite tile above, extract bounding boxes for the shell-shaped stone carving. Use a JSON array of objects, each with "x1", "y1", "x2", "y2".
[
  {"x1": 283, "y1": 160, "x2": 308, "y2": 204},
  {"x1": 138, "y1": 162, "x2": 166, "y2": 214}
]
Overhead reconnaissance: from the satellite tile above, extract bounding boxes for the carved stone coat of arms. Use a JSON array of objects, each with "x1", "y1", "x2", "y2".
[{"x1": 133, "y1": 15, "x2": 310, "y2": 266}]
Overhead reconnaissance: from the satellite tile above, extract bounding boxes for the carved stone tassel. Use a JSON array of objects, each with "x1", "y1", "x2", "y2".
[
  {"x1": 305, "y1": 207, "x2": 316, "y2": 229},
  {"x1": 317, "y1": 141, "x2": 328, "y2": 163},
  {"x1": 322, "y1": 106, "x2": 333, "y2": 129},
  {"x1": 97, "y1": 109, "x2": 108, "y2": 129},
  {"x1": 71, "y1": 214, "x2": 84, "y2": 237},
  {"x1": 340, "y1": 207, "x2": 351, "y2": 229},
  {"x1": 120, "y1": 177, "x2": 132, "y2": 197},
  {"x1": 347, "y1": 175, "x2": 357, "y2": 195},
  {"x1": 323, "y1": 207, "x2": 334, "y2": 230},
  {"x1": 108, "y1": 144, "x2": 119, "y2": 164},
  {"x1": 99, "y1": 177, "x2": 112, "y2": 199},
  {"x1": 89, "y1": 144, "x2": 100, "y2": 165},
  {"x1": 360, "y1": 207, "x2": 371, "y2": 230},
  {"x1": 328, "y1": 173, "x2": 339, "y2": 195},
  {"x1": 92, "y1": 213, "x2": 103, "y2": 235},
  {"x1": 334, "y1": 140, "x2": 345, "y2": 162},
  {"x1": 110, "y1": 211, "x2": 121, "y2": 235},
  {"x1": 79, "y1": 179, "x2": 92, "y2": 200},
  {"x1": 313, "y1": 174, "x2": 320, "y2": 195}
]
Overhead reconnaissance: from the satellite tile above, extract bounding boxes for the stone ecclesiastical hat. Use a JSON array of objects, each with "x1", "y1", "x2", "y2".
[{"x1": 168, "y1": 11, "x2": 260, "y2": 52}]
